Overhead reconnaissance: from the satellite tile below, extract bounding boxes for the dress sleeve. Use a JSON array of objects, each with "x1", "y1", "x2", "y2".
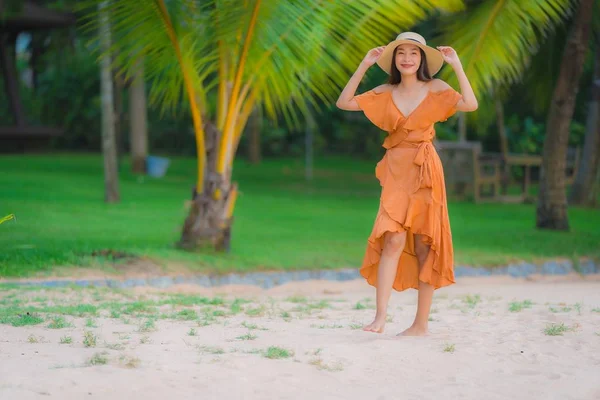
[
  {"x1": 354, "y1": 90, "x2": 389, "y2": 130},
  {"x1": 435, "y1": 88, "x2": 463, "y2": 122}
]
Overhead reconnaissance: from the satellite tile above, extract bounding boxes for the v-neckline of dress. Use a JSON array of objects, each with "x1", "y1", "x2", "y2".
[{"x1": 388, "y1": 89, "x2": 433, "y2": 120}]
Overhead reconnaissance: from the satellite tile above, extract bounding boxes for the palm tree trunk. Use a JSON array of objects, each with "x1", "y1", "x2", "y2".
[
  {"x1": 99, "y1": 1, "x2": 119, "y2": 203},
  {"x1": 495, "y1": 95, "x2": 510, "y2": 195},
  {"x1": 569, "y1": 37, "x2": 600, "y2": 207},
  {"x1": 129, "y1": 57, "x2": 148, "y2": 174},
  {"x1": 179, "y1": 121, "x2": 236, "y2": 252},
  {"x1": 536, "y1": 0, "x2": 594, "y2": 230},
  {"x1": 247, "y1": 106, "x2": 261, "y2": 165}
]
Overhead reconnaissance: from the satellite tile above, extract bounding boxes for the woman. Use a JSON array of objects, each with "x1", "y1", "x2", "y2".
[{"x1": 336, "y1": 32, "x2": 478, "y2": 336}]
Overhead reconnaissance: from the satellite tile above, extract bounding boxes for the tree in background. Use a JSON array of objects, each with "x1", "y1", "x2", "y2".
[
  {"x1": 570, "y1": 11, "x2": 600, "y2": 207},
  {"x1": 537, "y1": 0, "x2": 595, "y2": 230},
  {"x1": 98, "y1": 1, "x2": 119, "y2": 203}
]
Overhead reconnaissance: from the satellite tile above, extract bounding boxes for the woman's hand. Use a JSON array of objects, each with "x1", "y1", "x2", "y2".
[
  {"x1": 437, "y1": 46, "x2": 461, "y2": 68},
  {"x1": 362, "y1": 46, "x2": 386, "y2": 67}
]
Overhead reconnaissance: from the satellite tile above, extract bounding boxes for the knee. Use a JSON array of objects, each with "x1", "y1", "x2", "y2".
[
  {"x1": 383, "y1": 232, "x2": 406, "y2": 253},
  {"x1": 415, "y1": 245, "x2": 430, "y2": 266}
]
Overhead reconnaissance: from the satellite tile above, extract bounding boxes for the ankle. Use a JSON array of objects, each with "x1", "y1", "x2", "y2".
[{"x1": 375, "y1": 311, "x2": 387, "y2": 321}]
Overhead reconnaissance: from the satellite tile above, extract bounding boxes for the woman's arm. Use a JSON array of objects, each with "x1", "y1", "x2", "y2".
[
  {"x1": 436, "y1": 46, "x2": 478, "y2": 112},
  {"x1": 336, "y1": 46, "x2": 385, "y2": 111}
]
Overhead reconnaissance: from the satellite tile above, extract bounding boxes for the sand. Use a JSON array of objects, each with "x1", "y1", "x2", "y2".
[{"x1": 1, "y1": 275, "x2": 599, "y2": 400}]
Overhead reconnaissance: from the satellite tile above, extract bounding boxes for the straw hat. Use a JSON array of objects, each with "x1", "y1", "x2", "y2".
[{"x1": 376, "y1": 32, "x2": 444, "y2": 76}]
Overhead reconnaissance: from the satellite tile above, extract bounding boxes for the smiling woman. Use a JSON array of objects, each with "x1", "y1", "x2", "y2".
[{"x1": 336, "y1": 31, "x2": 478, "y2": 337}]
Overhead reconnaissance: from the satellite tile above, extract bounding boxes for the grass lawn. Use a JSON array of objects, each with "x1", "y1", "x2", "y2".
[{"x1": 1, "y1": 153, "x2": 598, "y2": 278}]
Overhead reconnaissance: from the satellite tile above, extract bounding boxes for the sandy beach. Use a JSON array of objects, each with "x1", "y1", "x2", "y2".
[{"x1": 1, "y1": 275, "x2": 599, "y2": 400}]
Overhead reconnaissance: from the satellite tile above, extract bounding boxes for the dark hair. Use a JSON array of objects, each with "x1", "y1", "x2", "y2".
[{"x1": 388, "y1": 46, "x2": 432, "y2": 85}]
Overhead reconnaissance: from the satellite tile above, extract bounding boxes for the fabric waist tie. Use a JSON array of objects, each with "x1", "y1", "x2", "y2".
[{"x1": 394, "y1": 140, "x2": 434, "y2": 193}]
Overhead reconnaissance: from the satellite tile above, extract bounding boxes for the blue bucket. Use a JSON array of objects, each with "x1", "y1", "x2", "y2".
[{"x1": 146, "y1": 156, "x2": 170, "y2": 178}]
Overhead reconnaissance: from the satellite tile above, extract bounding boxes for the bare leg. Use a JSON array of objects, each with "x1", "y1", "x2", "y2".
[
  {"x1": 398, "y1": 234, "x2": 433, "y2": 336},
  {"x1": 363, "y1": 231, "x2": 407, "y2": 333}
]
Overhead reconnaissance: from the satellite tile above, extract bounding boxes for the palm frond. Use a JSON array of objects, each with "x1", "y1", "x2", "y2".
[{"x1": 436, "y1": 0, "x2": 575, "y2": 96}]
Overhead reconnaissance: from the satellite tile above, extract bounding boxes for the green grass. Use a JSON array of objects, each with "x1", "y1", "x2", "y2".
[
  {"x1": 509, "y1": 300, "x2": 533, "y2": 312},
  {"x1": 60, "y1": 335, "x2": 72, "y2": 344},
  {"x1": 264, "y1": 346, "x2": 294, "y2": 359},
  {"x1": 0, "y1": 312, "x2": 44, "y2": 327},
  {"x1": 1, "y1": 154, "x2": 599, "y2": 277},
  {"x1": 47, "y1": 316, "x2": 72, "y2": 329},
  {"x1": 443, "y1": 343, "x2": 456, "y2": 353},
  {"x1": 544, "y1": 322, "x2": 572, "y2": 336}
]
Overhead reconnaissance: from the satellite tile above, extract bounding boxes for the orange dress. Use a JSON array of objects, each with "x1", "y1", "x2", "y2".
[{"x1": 355, "y1": 88, "x2": 462, "y2": 292}]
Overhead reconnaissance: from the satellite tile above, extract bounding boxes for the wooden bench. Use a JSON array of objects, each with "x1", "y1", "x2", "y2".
[{"x1": 435, "y1": 140, "x2": 502, "y2": 203}]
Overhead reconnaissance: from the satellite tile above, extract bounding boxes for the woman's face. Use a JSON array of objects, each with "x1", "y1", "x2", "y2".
[{"x1": 394, "y1": 44, "x2": 421, "y2": 75}]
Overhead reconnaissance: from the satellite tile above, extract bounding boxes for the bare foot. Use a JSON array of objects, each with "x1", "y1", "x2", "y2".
[
  {"x1": 363, "y1": 317, "x2": 386, "y2": 333},
  {"x1": 397, "y1": 325, "x2": 428, "y2": 337}
]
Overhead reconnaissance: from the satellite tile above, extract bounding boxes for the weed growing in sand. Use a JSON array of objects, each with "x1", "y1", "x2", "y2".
[
  {"x1": 230, "y1": 298, "x2": 251, "y2": 314},
  {"x1": 354, "y1": 302, "x2": 367, "y2": 310},
  {"x1": 314, "y1": 300, "x2": 332, "y2": 309},
  {"x1": 122, "y1": 301, "x2": 157, "y2": 316},
  {"x1": 245, "y1": 306, "x2": 266, "y2": 317},
  {"x1": 309, "y1": 358, "x2": 344, "y2": 372},
  {"x1": 280, "y1": 311, "x2": 292, "y2": 321},
  {"x1": 264, "y1": 346, "x2": 294, "y2": 359},
  {"x1": 174, "y1": 309, "x2": 198, "y2": 321},
  {"x1": 549, "y1": 305, "x2": 572, "y2": 313},
  {"x1": 311, "y1": 323, "x2": 343, "y2": 329},
  {"x1": 1, "y1": 311, "x2": 44, "y2": 327},
  {"x1": 140, "y1": 336, "x2": 151, "y2": 344},
  {"x1": 110, "y1": 310, "x2": 121, "y2": 319},
  {"x1": 188, "y1": 328, "x2": 197, "y2": 336},
  {"x1": 285, "y1": 295, "x2": 307, "y2": 303},
  {"x1": 41, "y1": 304, "x2": 98, "y2": 318},
  {"x1": 236, "y1": 333, "x2": 257, "y2": 341},
  {"x1": 592, "y1": 308, "x2": 600, "y2": 313},
  {"x1": 198, "y1": 345, "x2": 225, "y2": 355},
  {"x1": 430, "y1": 308, "x2": 438, "y2": 314},
  {"x1": 463, "y1": 294, "x2": 481, "y2": 309},
  {"x1": 428, "y1": 317, "x2": 435, "y2": 322},
  {"x1": 210, "y1": 310, "x2": 227, "y2": 317},
  {"x1": 349, "y1": 323, "x2": 363, "y2": 330},
  {"x1": 574, "y1": 303, "x2": 583, "y2": 315},
  {"x1": 47, "y1": 316, "x2": 72, "y2": 329},
  {"x1": 443, "y1": 344, "x2": 455, "y2": 353},
  {"x1": 386, "y1": 315, "x2": 394, "y2": 323},
  {"x1": 27, "y1": 334, "x2": 39, "y2": 343},
  {"x1": 85, "y1": 318, "x2": 97, "y2": 328},
  {"x1": 105, "y1": 342, "x2": 125, "y2": 351},
  {"x1": 83, "y1": 331, "x2": 97, "y2": 347},
  {"x1": 544, "y1": 323, "x2": 572, "y2": 336},
  {"x1": 241, "y1": 321, "x2": 268, "y2": 331},
  {"x1": 509, "y1": 300, "x2": 533, "y2": 312},
  {"x1": 88, "y1": 352, "x2": 109, "y2": 366},
  {"x1": 60, "y1": 335, "x2": 72, "y2": 344},
  {"x1": 119, "y1": 355, "x2": 141, "y2": 368},
  {"x1": 138, "y1": 318, "x2": 156, "y2": 332},
  {"x1": 161, "y1": 295, "x2": 224, "y2": 307}
]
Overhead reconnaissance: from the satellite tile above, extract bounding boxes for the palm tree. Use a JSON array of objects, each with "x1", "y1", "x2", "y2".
[
  {"x1": 98, "y1": 0, "x2": 119, "y2": 203},
  {"x1": 435, "y1": 0, "x2": 574, "y2": 98},
  {"x1": 433, "y1": 0, "x2": 600, "y2": 229},
  {"x1": 570, "y1": 15, "x2": 600, "y2": 207},
  {"x1": 537, "y1": 0, "x2": 595, "y2": 230}
]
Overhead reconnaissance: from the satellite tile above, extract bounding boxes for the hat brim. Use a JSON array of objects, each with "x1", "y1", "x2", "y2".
[{"x1": 376, "y1": 39, "x2": 444, "y2": 76}]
